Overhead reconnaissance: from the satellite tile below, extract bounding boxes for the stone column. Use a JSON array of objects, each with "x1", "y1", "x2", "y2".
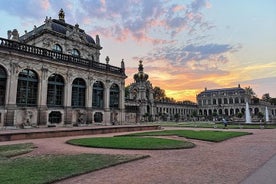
[
  {"x1": 119, "y1": 81, "x2": 125, "y2": 124},
  {"x1": 4, "y1": 62, "x2": 19, "y2": 126},
  {"x1": 86, "y1": 77, "x2": 94, "y2": 124},
  {"x1": 37, "y1": 67, "x2": 48, "y2": 126},
  {"x1": 104, "y1": 81, "x2": 111, "y2": 125},
  {"x1": 64, "y1": 71, "x2": 73, "y2": 125}
]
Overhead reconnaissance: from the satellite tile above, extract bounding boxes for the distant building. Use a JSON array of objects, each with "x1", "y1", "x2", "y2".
[
  {"x1": 0, "y1": 9, "x2": 126, "y2": 127},
  {"x1": 197, "y1": 85, "x2": 276, "y2": 122}
]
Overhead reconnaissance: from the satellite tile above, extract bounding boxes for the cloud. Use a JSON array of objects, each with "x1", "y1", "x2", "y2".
[
  {"x1": 239, "y1": 77, "x2": 276, "y2": 98},
  {"x1": 125, "y1": 59, "x2": 231, "y2": 102},
  {"x1": 0, "y1": 0, "x2": 51, "y2": 18},
  {"x1": 191, "y1": 0, "x2": 210, "y2": 12},
  {"x1": 0, "y1": 0, "x2": 213, "y2": 45},
  {"x1": 77, "y1": 0, "x2": 213, "y2": 43},
  {"x1": 142, "y1": 43, "x2": 238, "y2": 72}
]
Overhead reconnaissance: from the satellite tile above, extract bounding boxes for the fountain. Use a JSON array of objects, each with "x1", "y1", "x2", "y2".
[
  {"x1": 265, "y1": 106, "x2": 269, "y2": 122},
  {"x1": 245, "y1": 101, "x2": 252, "y2": 123}
]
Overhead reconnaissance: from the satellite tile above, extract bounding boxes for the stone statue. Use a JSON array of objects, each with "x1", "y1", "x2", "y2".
[
  {"x1": 11, "y1": 29, "x2": 19, "y2": 41},
  {"x1": 96, "y1": 35, "x2": 100, "y2": 45},
  {"x1": 7, "y1": 30, "x2": 12, "y2": 39},
  {"x1": 105, "y1": 56, "x2": 110, "y2": 64},
  {"x1": 77, "y1": 110, "x2": 87, "y2": 124},
  {"x1": 23, "y1": 110, "x2": 33, "y2": 126},
  {"x1": 121, "y1": 59, "x2": 125, "y2": 70}
]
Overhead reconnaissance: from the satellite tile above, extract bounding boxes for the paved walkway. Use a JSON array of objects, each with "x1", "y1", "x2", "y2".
[
  {"x1": 240, "y1": 153, "x2": 276, "y2": 184},
  {"x1": 0, "y1": 127, "x2": 275, "y2": 184}
]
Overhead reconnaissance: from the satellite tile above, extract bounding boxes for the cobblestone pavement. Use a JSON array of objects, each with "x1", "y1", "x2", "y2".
[{"x1": 0, "y1": 127, "x2": 275, "y2": 184}]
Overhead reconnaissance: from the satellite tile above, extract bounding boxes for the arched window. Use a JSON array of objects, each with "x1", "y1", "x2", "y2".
[
  {"x1": 53, "y1": 44, "x2": 62, "y2": 53},
  {"x1": 47, "y1": 74, "x2": 64, "y2": 106},
  {"x1": 229, "y1": 98, "x2": 233, "y2": 104},
  {"x1": 72, "y1": 49, "x2": 80, "y2": 57},
  {"x1": 213, "y1": 99, "x2": 217, "y2": 105},
  {"x1": 92, "y1": 81, "x2": 104, "y2": 108},
  {"x1": 0, "y1": 66, "x2": 7, "y2": 106},
  {"x1": 218, "y1": 98, "x2": 222, "y2": 105},
  {"x1": 16, "y1": 69, "x2": 38, "y2": 106},
  {"x1": 110, "y1": 83, "x2": 119, "y2": 108},
  {"x1": 241, "y1": 98, "x2": 245, "y2": 103},
  {"x1": 72, "y1": 78, "x2": 86, "y2": 107},
  {"x1": 235, "y1": 97, "x2": 239, "y2": 104}
]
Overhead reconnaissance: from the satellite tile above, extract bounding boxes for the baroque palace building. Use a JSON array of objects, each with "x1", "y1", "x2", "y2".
[
  {"x1": 197, "y1": 85, "x2": 276, "y2": 122},
  {"x1": 0, "y1": 9, "x2": 126, "y2": 127}
]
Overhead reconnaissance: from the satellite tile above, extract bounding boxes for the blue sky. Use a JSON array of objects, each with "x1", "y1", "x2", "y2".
[{"x1": 0, "y1": 0, "x2": 275, "y2": 101}]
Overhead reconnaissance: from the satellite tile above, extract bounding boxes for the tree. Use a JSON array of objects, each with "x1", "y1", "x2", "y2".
[
  {"x1": 270, "y1": 98, "x2": 276, "y2": 105},
  {"x1": 174, "y1": 113, "x2": 180, "y2": 122},
  {"x1": 257, "y1": 112, "x2": 264, "y2": 119},
  {"x1": 244, "y1": 86, "x2": 256, "y2": 98},
  {"x1": 236, "y1": 112, "x2": 243, "y2": 118},
  {"x1": 164, "y1": 97, "x2": 176, "y2": 103},
  {"x1": 125, "y1": 85, "x2": 130, "y2": 98},
  {"x1": 153, "y1": 86, "x2": 166, "y2": 100},
  {"x1": 262, "y1": 93, "x2": 271, "y2": 101}
]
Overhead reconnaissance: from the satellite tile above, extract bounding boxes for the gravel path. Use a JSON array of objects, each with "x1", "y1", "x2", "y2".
[{"x1": 0, "y1": 127, "x2": 275, "y2": 184}]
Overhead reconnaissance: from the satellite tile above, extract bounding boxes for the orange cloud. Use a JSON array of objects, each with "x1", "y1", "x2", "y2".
[
  {"x1": 40, "y1": 0, "x2": 50, "y2": 10},
  {"x1": 172, "y1": 5, "x2": 186, "y2": 12},
  {"x1": 125, "y1": 57, "x2": 266, "y2": 102}
]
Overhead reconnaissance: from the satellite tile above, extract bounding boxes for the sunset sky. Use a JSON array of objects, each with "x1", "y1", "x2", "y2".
[{"x1": 0, "y1": 0, "x2": 275, "y2": 102}]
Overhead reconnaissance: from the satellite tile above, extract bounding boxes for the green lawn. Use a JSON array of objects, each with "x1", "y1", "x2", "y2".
[
  {"x1": 149, "y1": 121, "x2": 276, "y2": 129},
  {"x1": 0, "y1": 153, "x2": 147, "y2": 184},
  {"x1": 67, "y1": 137, "x2": 195, "y2": 150},
  {"x1": 121, "y1": 129, "x2": 252, "y2": 142},
  {"x1": 0, "y1": 143, "x2": 148, "y2": 184},
  {"x1": 0, "y1": 143, "x2": 36, "y2": 158}
]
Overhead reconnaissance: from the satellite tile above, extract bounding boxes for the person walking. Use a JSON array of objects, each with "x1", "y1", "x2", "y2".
[{"x1": 223, "y1": 118, "x2": 228, "y2": 129}]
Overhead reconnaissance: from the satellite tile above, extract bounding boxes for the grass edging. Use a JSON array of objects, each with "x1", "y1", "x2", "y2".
[
  {"x1": 67, "y1": 137, "x2": 195, "y2": 150},
  {"x1": 120, "y1": 130, "x2": 253, "y2": 142},
  {"x1": 0, "y1": 153, "x2": 149, "y2": 184},
  {"x1": 0, "y1": 143, "x2": 37, "y2": 158}
]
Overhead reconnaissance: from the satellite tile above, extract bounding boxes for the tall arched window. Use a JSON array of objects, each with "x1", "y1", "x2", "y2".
[
  {"x1": 0, "y1": 66, "x2": 7, "y2": 106},
  {"x1": 53, "y1": 44, "x2": 62, "y2": 53},
  {"x1": 92, "y1": 81, "x2": 104, "y2": 108},
  {"x1": 72, "y1": 49, "x2": 80, "y2": 57},
  {"x1": 235, "y1": 97, "x2": 239, "y2": 104},
  {"x1": 72, "y1": 78, "x2": 86, "y2": 107},
  {"x1": 47, "y1": 74, "x2": 64, "y2": 106},
  {"x1": 16, "y1": 69, "x2": 38, "y2": 106},
  {"x1": 224, "y1": 98, "x2": 228, "y2": 104},
  {"x1": 110, "y1": 83, "x2": 119, "y2": 108},
  {"x1": 213, "y1": 99, "x2": 217, "y2": 105}
]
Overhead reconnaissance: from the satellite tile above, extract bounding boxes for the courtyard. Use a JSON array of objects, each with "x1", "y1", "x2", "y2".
[{"x1": 0, "y1": 126, "x2": 275, "y2": 184}]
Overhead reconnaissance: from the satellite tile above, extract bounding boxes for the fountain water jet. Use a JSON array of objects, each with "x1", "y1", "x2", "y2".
[
  {"x1": 265, "y1": 106, "x2": 269, "y2": 122},
  {"x1": 245, "y1": 101, "x2": 252, "y2": 123}
]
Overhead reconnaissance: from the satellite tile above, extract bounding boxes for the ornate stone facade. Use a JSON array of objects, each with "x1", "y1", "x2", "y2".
[
  {"x1": 0, "y1": 9, "x2": 126, "y2": 127},
  {"x1": 125, "y1": 61, "x2": 198, "y2": 123},
  {"x1": 197, "y1": 85, "x2": 276, "y2": 122}
]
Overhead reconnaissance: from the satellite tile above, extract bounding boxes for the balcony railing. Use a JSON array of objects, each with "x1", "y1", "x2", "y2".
[{"x1": 0, "y1": 37, "x2": 125, "y2": 76}]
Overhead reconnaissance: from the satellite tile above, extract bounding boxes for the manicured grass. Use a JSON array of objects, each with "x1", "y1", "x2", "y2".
[
  {"x1": 67, "y1": 137, "x2": 195, "y2": 150},
  {"x1": 0, "y1": 153, "x2": 147, "y2": 184},
  {"x1": 122, "y1": 130, "x2": 252, "y2": 142},
  {"x1": 0, "y1": 143, "x2": 36, "y2": 158},
  {"x1": 149, "y1": 121, "x2": 276, "y2": 129}
]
